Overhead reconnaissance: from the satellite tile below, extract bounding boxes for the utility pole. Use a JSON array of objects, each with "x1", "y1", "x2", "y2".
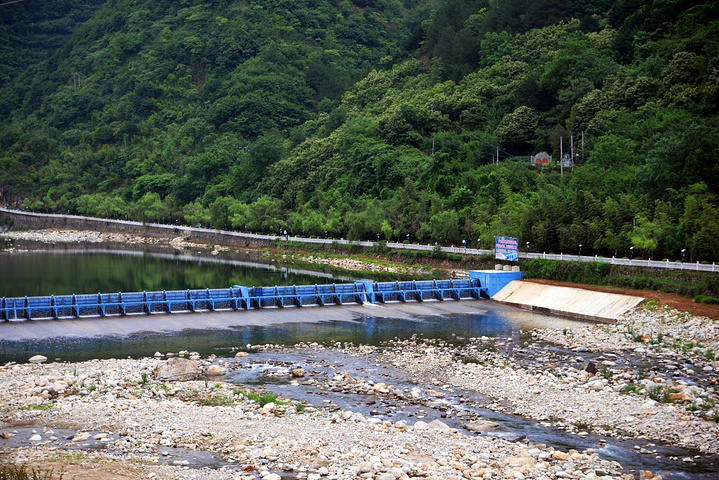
[
  {"x1": 496, "y1": 146, "x2": 499, "y2": 167},
  {"x1": 570, "y1": 135, "x2": 574, "y2": 169},
  {"x1": 428, "y1": 103, "x2": 435, "y2": 156},
  {"x1": 71, "y1": 72, "x2": 83, "y2": 88},
  {"x1": 560, "y1": 136, "x2": 563, "y2": 176}
]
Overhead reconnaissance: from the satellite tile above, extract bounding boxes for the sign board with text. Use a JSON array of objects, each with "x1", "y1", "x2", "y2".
[{"x1": 495, "y1": 236, "x2": 519, "y2": 261}]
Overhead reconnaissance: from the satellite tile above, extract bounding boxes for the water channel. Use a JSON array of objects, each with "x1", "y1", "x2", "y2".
[{"x1": 0, "y1": 239, "x2": 717, "y2": 478}]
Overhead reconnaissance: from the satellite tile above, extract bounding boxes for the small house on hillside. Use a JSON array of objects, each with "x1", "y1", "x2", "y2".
[{"x1": 530, "y1": 152, "x2": 551, "y2": 165}]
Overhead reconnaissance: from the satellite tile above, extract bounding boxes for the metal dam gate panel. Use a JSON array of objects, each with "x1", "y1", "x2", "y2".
[{"x1": 1, "y1": 279, "x2": 488, "y2": 322}]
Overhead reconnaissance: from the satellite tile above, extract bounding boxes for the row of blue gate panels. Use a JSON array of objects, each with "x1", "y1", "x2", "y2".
[{"x1": 0, "y1": 279, "x2": 485, "y2": 321}]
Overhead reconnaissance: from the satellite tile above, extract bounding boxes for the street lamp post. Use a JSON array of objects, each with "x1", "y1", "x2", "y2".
[
  {"x1": 526, "y1": 242, "x2": 530, "y2": 255},
  {"x1": 477, "y1": 238, "x2": 481, "y2": 251},
  {"x1": 630, "y1": 246, "x2": 634, "y2": 260},
  {"x1": 578, "y1": 244, "x2": 583, "y2": 258},
  {"x1": 681, "y1": 248, "x2": 686, "y2": 263},
  {"x1": 406, "y1": 233, "x2": 410, "y2": 244},
  {"x1": 462, "y1": 239, "x2": 467, "y2": 252}
]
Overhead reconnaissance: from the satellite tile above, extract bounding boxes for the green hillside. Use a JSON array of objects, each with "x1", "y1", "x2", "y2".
[{"x1": 1, "y1": 0, "x2": 718, "y2": 262}]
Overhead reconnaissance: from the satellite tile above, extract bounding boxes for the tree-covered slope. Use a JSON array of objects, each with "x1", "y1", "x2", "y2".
[
  {"x1": 0, "y1": 0, "x2": 425, "y2": 205},
  {"x1": 1, "y1": 0, "x2": 718, "y2": 262}
]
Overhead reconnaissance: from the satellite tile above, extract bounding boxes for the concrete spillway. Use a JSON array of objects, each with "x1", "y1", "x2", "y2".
[
  {"x1": 491, "y1": 280, "x2": 644, "y2": 322},
  {"x1": 0, "y1": 301, "x2": 495, "y2": 342}
]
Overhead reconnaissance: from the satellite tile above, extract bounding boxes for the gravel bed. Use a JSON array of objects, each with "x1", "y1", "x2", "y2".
[
  {"x1": 372, "y1": 307, "x2": 719, "y2": 455},
  {"x1": 1, "y1": 306, "x2": 717, "y2": 479},
  {"x1": 2, "y1": 355, "x2": 634, "y2": 480}
]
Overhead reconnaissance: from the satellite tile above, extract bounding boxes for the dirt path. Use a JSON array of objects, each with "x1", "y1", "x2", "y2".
[{"x1": 525, "y1": 278, "x2": 719, "y2": 318}]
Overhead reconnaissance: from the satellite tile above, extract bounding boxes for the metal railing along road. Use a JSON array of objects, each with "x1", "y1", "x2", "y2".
[{"x1": 0, "y1": 208, "x2": 715, "y2": 273}]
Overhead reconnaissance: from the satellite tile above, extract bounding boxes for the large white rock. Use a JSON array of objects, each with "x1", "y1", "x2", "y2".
[
  {"x1": 153, "y1": 357, "x2": 199, "y2": 382},
  {"x1": 413, "y1": 420, "x2": 429, "y2": 430},
  {"x1": 28, "y1": 355, "x2": 47, "y2": 364},
  {"x1": 427, "y1": 419, "x2": 451, "y2": 431},
  {"x1": 206, "y1": 365, "x2": 227, "y2": 376}
]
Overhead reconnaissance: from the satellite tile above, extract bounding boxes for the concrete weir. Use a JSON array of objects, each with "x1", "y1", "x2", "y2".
[
  {"x1": 492, "y1": 280, "x2": 644, "y2": 322},
  {"x1": 0, "y1": 301, "x2": 492, "y2": 342},
  {"x1": 0, "y1": 271, "x2": 646, "y2": 342}
]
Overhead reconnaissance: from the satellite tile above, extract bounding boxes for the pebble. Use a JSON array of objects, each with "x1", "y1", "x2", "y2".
[{"x1": 378, "y1": 308, "x2": 719, "y2": 456}]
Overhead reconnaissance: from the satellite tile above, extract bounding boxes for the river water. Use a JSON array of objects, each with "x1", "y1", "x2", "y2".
[
  {"x1": 0, "y1": 245, "x2": 354, "y2": 298},
  {"x1": 1, "y1": 240, "x2": 717, "y2": 478}
]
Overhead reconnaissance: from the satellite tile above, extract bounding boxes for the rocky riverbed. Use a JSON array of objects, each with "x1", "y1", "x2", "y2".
[
  {"x1": 300, "y1": 255, "x2": 437, "y2": 277},
  {"x1": 0, "y1": 229, "x2": 164, "y2": 247},
  {"x1": 1, "y1": 306, "x2": 718, "y2": 479},
  {"x1": 0, "y1": 355, "x2": 637, "y2": 480}
]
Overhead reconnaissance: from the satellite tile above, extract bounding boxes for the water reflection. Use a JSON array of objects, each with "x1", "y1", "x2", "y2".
[{"x1": 0, "y1": 249, "x2": 355, "y2": 298}]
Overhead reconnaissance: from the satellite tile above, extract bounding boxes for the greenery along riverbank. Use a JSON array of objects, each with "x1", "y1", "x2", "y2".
[
  {"x1": 522, "y1": 258, "x2": 719, "y2": 301},
  {"x1": 267, "y1": 240, "x2": 497, "y2": 281},
  {"x1": 1, "y1": 0, "x2": 718, "y2": 263},
  {"x1": 272, "y1": 241, "x2": 719, "y2": 301}
]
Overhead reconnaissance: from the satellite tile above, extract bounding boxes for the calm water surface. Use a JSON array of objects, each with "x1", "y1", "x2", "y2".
[
  {"x1": 0, "y1": 249, "x2": 355, "y2": 298},
  {"x1": 0, "y1": 309, "x2": 545, "y2": 364}
]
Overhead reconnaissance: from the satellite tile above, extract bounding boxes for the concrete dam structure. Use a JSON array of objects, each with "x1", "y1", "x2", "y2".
[
  {"x1": 491, "y1": 280, "x2": 644, "y2": 322},
  {"x1": 2, "y1": 273, "x2": 525, "y2": 322},
  {"x1": 0, "y1": 268, "x2": 642, "y2": 326}
]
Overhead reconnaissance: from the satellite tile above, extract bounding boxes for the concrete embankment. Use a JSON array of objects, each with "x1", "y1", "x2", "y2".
[
  {"x1": 492, "y1": 280, "x2": 644, "y2": 322},
  {"x1": 0, "y1": 208, "x2": 276, "y2": 249}
]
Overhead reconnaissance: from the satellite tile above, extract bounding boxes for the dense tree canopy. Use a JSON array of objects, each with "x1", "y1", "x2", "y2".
[{"x1": 1, "y1": 0, "x2": 718, "y2": 262}]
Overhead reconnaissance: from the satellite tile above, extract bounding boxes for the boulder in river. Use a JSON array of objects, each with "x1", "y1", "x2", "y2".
[
  {"x1": 153, "y1": 357, "x2": 199, "y2": 381},
  {"x1": 206, "y1": 365, "x2": 227, "y2": 376},
  {"x1": 464, "y1": 420, "x2": 499, "y2": 433},
  {"x1": 585, "y1": 361, "x2": 598, "y2": 375},
  {"x1": 28, "y1": 355, "x2": 47, "y2": 364}
]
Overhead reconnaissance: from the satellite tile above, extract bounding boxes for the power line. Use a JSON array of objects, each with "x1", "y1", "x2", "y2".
[
  {"x1": 468, "y1": 133, "x2": 514, "y2": 165},
  {"x1": 0, "y1": 0, "x2": 27, "y2": 6}
]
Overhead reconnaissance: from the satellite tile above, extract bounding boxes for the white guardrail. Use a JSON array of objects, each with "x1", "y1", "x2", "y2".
[{"x1": 0, "y1": 208, "x2": 716, "y2": 273}]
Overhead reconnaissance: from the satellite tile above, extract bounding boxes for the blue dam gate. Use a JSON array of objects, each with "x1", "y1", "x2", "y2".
[{"x1": 1, "y1": 278, "x2": 493, "y2": 322}]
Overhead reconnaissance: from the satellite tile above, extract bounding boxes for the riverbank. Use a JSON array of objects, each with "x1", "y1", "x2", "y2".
[
  {"x1": 0, "y1": 356, "x2": 632, "y2": 480},
  {"x1": 376, "y1": 306, "x2": 719, "y2": 454},
  {"x1": 1, "y1": 306, "x2": 718, "y2": 479},
  {"x1": 3, "y1": 226, "x2": 719, "y2": 318},
  {"x1": 0, "y1": 228, "x2": 440, "y2": 278}
]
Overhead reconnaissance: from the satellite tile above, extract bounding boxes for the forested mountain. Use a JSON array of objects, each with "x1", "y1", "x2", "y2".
[{"x1": 1, "y1": 0, "x2": 718, "y2": 261}]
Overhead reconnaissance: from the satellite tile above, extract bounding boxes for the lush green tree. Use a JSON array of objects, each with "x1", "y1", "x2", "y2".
[{"x1": 183, "y1": 201, "x2": 211, "y2": 227}]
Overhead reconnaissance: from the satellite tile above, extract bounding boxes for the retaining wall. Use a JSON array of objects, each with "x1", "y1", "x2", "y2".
[{"x1": 0, "y1": 209, "x2": 275, "y2": 249}]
